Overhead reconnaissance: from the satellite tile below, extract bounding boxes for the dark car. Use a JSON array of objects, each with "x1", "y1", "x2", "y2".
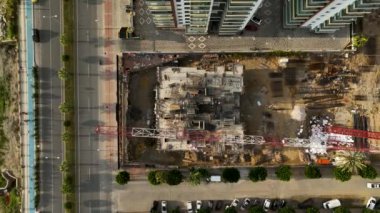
[
  {"x1": 207, "y1": 200, "x2": 214, "y2": 210},
  {"x1": 150, "y1": 200, "x2": 159, "y2": 213},
  {"x1": 215, "y1": 201, "x2": 224, "y2": 210},
  {"x1": 251, "y1": 16, "x2": 262, "y2": 25},
  {"x1": 272, "y1": 199, "x2": 286, "y2": 210},
  {"x1": 298, "y1": 198, "x2": 314, "y2": 209},
  {"x1": 32, "y1": 29, "x2": 40, "y2": 42}
]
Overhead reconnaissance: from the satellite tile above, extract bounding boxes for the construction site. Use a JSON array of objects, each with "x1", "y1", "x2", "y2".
[{"x1": 104, "y1": 52, "x2": 380, "y2": 167}]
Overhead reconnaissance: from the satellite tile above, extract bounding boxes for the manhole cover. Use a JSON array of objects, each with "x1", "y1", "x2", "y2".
[{"x1": 198, "y1": 43, "x2": 206, "y2": 49}]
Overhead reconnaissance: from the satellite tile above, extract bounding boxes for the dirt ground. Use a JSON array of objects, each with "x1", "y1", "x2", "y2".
[{"x1": 0, "y1": 43, "x2": 20, "y2": 177}]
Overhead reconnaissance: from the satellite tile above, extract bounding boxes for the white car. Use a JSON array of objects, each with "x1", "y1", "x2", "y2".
[
  {"x1": 367, "y1": 197, "x2": 377, "y2": 210},
  {"x1": 367, "y1": 183, "x2": 380, "y2": 188},
  {"x1": 231, "y1": 199, "x2": 240, "y2": 207},
  {"x1": 196, "y1": 200, "x2": 202, "y2": 211},
  {"x1": 323, "y1": 199, "x2": 341, "y2": 209},
  {"x1": 187, "y1": 201, "x2": 193, "y2": 213},
  {"x1": 161, "y1": 201, "x2": 167, "y2": 213},
  {"x1": 263, "y1": 199, "x2": 272, "y2": 212}
]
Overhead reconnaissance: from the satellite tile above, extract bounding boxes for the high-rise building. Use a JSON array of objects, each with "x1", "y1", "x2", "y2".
[
  {"x1": 146, "y1": 0, "x2": 264, "y2": 35},
  {"x1": 284, "y1": 0, "x2": 380, "y2": 33}
]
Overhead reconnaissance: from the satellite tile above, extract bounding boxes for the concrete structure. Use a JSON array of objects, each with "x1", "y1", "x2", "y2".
[
  {"x1": 155, "y1": 65, "x2": 244, "y2": 150},
  {"x1": 284, "y1": 0, "x2": 380, "y2": 33},
  {"x1": 146, "y1": 0, "x2": 264, "y2": 35}
]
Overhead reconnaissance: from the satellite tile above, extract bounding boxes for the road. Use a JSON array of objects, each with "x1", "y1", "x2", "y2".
[
  {"x1": 75, "y1": 0, "x2": 119, "y2": 211},
  {"x1": 113, "y1": 167, "x2": 380, "y2": 212},
  {"x1": 33, "y1": 0, "x2": 63, "y2": 212}
]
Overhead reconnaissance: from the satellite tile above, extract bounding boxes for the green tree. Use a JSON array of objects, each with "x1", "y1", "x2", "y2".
[
  {"x1": 61, "y1": 54, "x2": 70, "y2": 62},
  {"x1": 59, "y1": 101, "x2": 73, "y2": 113},
  {"x1": 198, "y1": 208, "x2": 211, "y2": 213},
  {"x1": 275, "y1": 165, "x2": 292, "y2": 181},
  {"x1": 62, "y1": 130, "x2": 72, "y2": 142},
  {"x1": 222, "y1": 168, "x2": 240, "y2": 183},
  {"x1": 249, "y1": 206, "x2": 265, "y2": 213},
  {"x1": 362, "y1": 208, "x2": 380, "y2": 213},
  {"x1": 334, "y1": 151, "x2": 366, "y2": 174},
  {"x1": 62, "y1": 175, "x2": 74, "y2": 194},
  {"x1": 64, "y1": 202, "x2": 73, "y2": 210},
  {"x1": 115, "y1": 171, "x2": 130, "y2": 185},
  {"x1": 225, "y1": 206, "x2": 237, "y2": 213},
  {"x1": 333, "y1": 167, "x2": 352, "y2": 182},
  {"x1": 147, "y1": 170, "x2": 160, "y2": 185},
  {"x1": 166, "y1": 169, "x2": 183, "y2": 185},
  {"x1": 359, "y1": 165, "x2": 378, "y2": 179},
  {"x1": 353, "y1": 35, "x2": 368, "y2": 48},
  {"x1": 304, "y1": 165, "x2": 322, "y2": 179},
  {"x1": 306, "y1": 207, "x2": 320, "y2": 213},
  {"x1": 170, "y1": 206, "x2": 181, "y2": 213},
  {"x1": 278, "y1": 206, "x2": 295, "y2": 213},
  {"x1": 189, "y1": 168, "x2": 210, "y2": 185},
  {"x1": 60, "y1": 34, "x2": 71, "y2": 45},
  {"x1": 248, "y1": 167, "x2": 267, "y2": 182},
  {"x1": 58, "y1": 67, "x2": 70, "y2": 80},
  {"x1": 60, "y1": 161, "x2": 70, "y2": 172},
  {"x1": 334, "y1": 206, "x2": 350, "y2": 213}
]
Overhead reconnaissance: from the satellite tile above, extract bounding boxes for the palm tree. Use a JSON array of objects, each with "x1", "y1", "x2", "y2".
[{"x1": 334, "y1": 151, "x2": 366, "y2": 174}]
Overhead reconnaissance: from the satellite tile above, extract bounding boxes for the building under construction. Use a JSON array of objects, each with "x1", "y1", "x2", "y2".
[{"x1": 155, "y1": 64, "x2": 245, "y2": 150}]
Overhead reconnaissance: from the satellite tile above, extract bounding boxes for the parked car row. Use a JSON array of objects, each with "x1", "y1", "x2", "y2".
[{"x1": 151, "y1": 197, "x2": 380, "y2": 213}]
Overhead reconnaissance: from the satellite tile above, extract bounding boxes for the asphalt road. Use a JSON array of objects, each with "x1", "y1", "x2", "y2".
[
  {"x1": 75, "y1": 0, "x2": 115, "y2": 212},
  {"x1": 33, "y1": 0, "x2": 64, "y2": 212}
]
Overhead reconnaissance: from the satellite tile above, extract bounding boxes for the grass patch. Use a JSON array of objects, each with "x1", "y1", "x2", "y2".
[
  {"x1": 0, "y1": 188, "x2": 21, "y2": 212},
  {"x1": 3, "y1": 0, "x2": 19, "y2": 39},
  {"x1": 62, "y1": 0, "x2": 76, "y2": 211}
]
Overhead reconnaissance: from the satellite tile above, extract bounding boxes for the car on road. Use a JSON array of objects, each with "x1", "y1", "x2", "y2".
[
  {"x1": 263, "y1": 199, "x2": 272, "y2": 212},
  {"x1": 241, "y1": 198, "x2": 251, "y2": 210},
  {"x1": 196, "y1": 200, "x2": 202, "y2": 212},
  {"x1": 251, "y1": 16, "x2": 262, "y2": 25},
  {"x1": 367, "y1": 183, "x2": 380, "y2": 188},
  {"x1": 323, "y1": 199, "x2": 341, "y2": 209},
  {"x1": 215, "y1": 201, "x2": 224, "y2": 210},
  {"x1": 273, "y1": 199, "x2": 286, "y2": 210},
  {"x1": 161, "y1": 201, "x2": 167, "y2": 213},
  {"x1": 32, "y1": 29, "x2": 40, "y2": 42},
  {"x1": 150, "y1": 201, "x2": 159, "y2": 213},
  {"x1": 367, "y1": 197, "x2": 377, "y2": 210},
  {"x1": 187, "y1": 201, "x2": 193, "y2": 213}
]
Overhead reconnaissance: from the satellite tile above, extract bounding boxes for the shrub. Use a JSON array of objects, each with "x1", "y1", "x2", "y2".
[
  {"x1": 148, "y1": 170, "x2": 160, "y2": 185},
  {"x1": 222, "y1": 168, "x2": 240, "y2": 183},
  {"x1": 62, "y1": 175, "x2": 74, "y2": 194},
  {"x1": 64, "y1": 202, "x2": 73, "y2": 209},
  {"x1": 278, "y1": 206, "x2": 295, "y2": 213},
  {"x1": 306, "y1": 207, "x2": 320, "y2": 213},
  {"x1": 115, "y1": 171, "x2": 130, "y2": 185},
  {"x1": 166, "y1": 169, "x2": 183, "y2": 185},
  {"x1": 248, "y1": 167, "x2": 267, "y2": 182},
  {"x1": 224, "y1": 206, "x2": 237, "y2": 213},
  {"x1": 352, "y1": 35, "x2": 368, "y2": 48},
  {"x1": 63, "y1": 120, "x2": 71, "y2": 127},
  {"x1": 304, "y1": 165, "x2": 322, "y2": 179},
  {"x1": 359, "y1": 165, "x2": 377, "y2": 179},
  {"x1": 333, "y1": 206, "x2": 350, "y2": 213},
  {"x1": 249, "y1": 206, "x2": 265, "y2": 213},
  {"x1": 189, "y1": 168, "x2": 210, "y2": 185},
  {"x1": 333, "y1": 167, "x2": 352, "y2": 182},
  {"x1": 275, "y1": 165, "x2": 292, "y2": 181},
  {"x1": 61, "y1": 54, "x2": 70, "y2": 62}
]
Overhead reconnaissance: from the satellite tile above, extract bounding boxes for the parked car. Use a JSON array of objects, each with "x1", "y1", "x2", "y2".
[
  {"x1": 273, "y1": 199, "x2": 286, "y2": 210},
  {"x1": 196, "y1": 200, "x2": 202, "y2": 211},
  {"x1": 32, "y1": 29, "x2": 40, "y2": 42},
  {"x1": 251, "y1": 16, "x2": 262, "y2": 25},
  {"x1": 241, "y1": 198, "x2": 251, "y2": 210},
  {"x1": 323, "y1": 199, "x2": 341, "y2": 209},
  {"x1": 298, "y1": 198, "x2": 314, "y2": 209},
  {"x1": 367, "y1": 183, "x2": 380, "y2": 188},
  {"x1": 187, "y1": 201, "x2": 193, "y2": 213},
  {"x1": 207, "y1": 200, "x2": 214, "y2": 210},
  {"x1": 263, "y1": 199, "x2": 272, "y2": 212},
  {"x1": 231, "y1": 199, "x2": 240, "y2": 207},
  {"x1": 215, "y1": 201, "x2": 224, "y2": 210},
  {"x1": 161, "y1": 201, "x2": 167, "y2": 213},
  {"x1": 150, "y1": 200, "x2": 159, "y2": 213},
  {"x1": 367, "y1": 197, "x2": 377, "y2": 210}
]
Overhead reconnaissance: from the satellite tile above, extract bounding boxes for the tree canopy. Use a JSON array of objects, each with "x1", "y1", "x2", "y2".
[
  {"x1": 188, "y1": 168, "x2": 210, "y2": 185},
  {"x1": 115, "y1": 171, "x2": 130, "y2": 185},
  {"x1": 359, "y1": 165, "x2": 378, "y2": 179},
  {"x1": 334, "y1": 151, "x2": 366, "y2": 174},
  {"x1": 333, "y1": 167, "x2": 352, "y2": 182},
  {"x1": 222, "y1": 168, "x2": 241, "y2": 183},
  {"x1": 333, "y1": 206, "x2": 350, "y2": 213},
  {"x1": 304, "y1": 165, "x2": 322, "y2": 179},
  {"x1": 306, "y1": 207, "x2": 320, "y2": 213},
  {"x1": 278, "y1": 206, "x2": 295, "y2": 213},
  {"x1": 275, "y1": 165, "x2": 292, "y2": 181},
  {"x1": 249, "y1": 206, "x2": 265, "y2": 213},
  {"x1": 166, "y1": 169, "x2": 183, "y2": 185},
  {"x1": 248, "y1": 167, "x2": 267, "y2": 182}
]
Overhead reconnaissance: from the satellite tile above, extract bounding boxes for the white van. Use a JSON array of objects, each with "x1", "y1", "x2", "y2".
[
  {"x1": 209, "y1": 175, "x2": 221, "y2": 182},
  {"x1": 323, "y1": 199, "x2": 341, "y2": 209}
]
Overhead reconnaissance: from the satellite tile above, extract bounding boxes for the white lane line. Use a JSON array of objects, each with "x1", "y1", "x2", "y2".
[
  {"x1": 88, "y1": 168, "x2": 91, "y2": 179},
  {"x1": 87, "y1": 63, "x2": 90, "y2": 77}
]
